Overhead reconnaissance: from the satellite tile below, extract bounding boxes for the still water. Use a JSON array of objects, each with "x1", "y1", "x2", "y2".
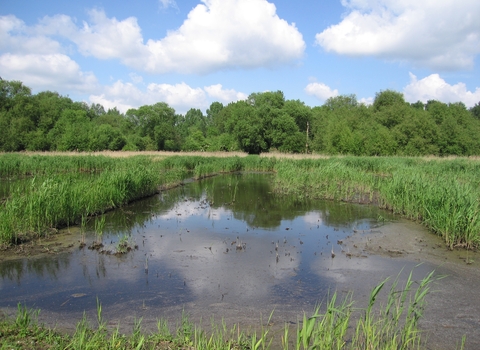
[{"x1": 0, "y1": 173, "x2": 437, "y2": 330}]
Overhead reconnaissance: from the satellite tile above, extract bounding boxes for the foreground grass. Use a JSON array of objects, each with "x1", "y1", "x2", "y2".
[
  {"x1": 0, "y1": 153, "x2": 479, "y2": 248},
  {"x1": 1, "y1": 271, "x2": 459, "y2": 350}
]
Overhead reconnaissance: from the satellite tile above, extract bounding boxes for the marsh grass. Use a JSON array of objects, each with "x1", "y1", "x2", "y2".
[
  {"x1": 1, "y1": 153, "x2": 479, "y2": 248},
  {"x1": 0, "y1": 271, "x2": 460, "y2": 349},
  {"x1": 273, "y1": 156, "x2": 480, "y2": 248},
  {"x1": 284, "y1": 269, "x2": 443, "y2": 350}
]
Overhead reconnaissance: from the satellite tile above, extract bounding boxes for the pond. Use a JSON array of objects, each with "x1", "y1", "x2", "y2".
[{"x1": 1, "y1": 173, "x2": 479, "y2": 349}]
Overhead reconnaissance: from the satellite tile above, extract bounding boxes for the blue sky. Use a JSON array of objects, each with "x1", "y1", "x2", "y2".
[{"x1": 1, "y1": 0, "x2": 479, "y2": 114}]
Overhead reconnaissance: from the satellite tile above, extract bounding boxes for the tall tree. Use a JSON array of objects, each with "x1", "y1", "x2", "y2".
[{"x1": 126, "y1": 102, "x2": 178, "y2": 150}]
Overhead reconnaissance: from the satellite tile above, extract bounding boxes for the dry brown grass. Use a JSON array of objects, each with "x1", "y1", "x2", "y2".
[
  {"x1": 15, "y1": 150, "x2": 249, "y2": 159},
  {"x1": 9, "y1": 151, "x2": 480, "y2": 161},
  {"x1": 14, "y1": 150, "x2": 332, "y2": 160},
  {"x1": 260, "y1": 152, "x2": 332, "y2": 159}
]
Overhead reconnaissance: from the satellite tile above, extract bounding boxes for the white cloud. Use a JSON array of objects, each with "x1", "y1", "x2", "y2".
[
  {"x1": 142, "y1": 0, "x2": 305, "y2": 73},
  {"x1": 204, "y1": 84, "x2": 247, "y2": 103},
  {"x1": 147, "y1": 82, "x2": 207, "y2": 108},
  {"x1": 0, "y1": 15, "x2": 98, "y2": 94},
  {"x1": 37, "y1": 2, "x2": 304, "y2": 74},
  {"x1": 403, "y1": 73, "x2": 480, "y2": 107},
  {"x1": 0, "y1": 53, "x2": 97, "y2": 93},
  {"x1": 69, "y1": 9, "x2": 147, "y2": 65},
  {"x1": 89, "y1": 94, "x2": 133, "y2": 113},
  {"x1": 90, "y1": 81, "x2": 248, "y2": 114},
  {"x1": 0, "y1": 15, "x2": 63, "y2": 55},
  {"x1": 129, "y1": 72, "x2": 143, "y2": 84},
  {"x1": 90, "y1": 80, "x2": 247, "y2": 114},
  {"x1": 316, "y1": 0, "x2": 480, "y2": 70},
  {"x1": 304, "y1": 82, "x2": 339, "y2": 101}
]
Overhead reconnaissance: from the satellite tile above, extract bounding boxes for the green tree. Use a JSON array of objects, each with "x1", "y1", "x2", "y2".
[
  {"x1": 470, "y1": 102, "x2": 480, "y2": 119},
  {"x1": 0, "y1": 80, "x2": 36, "y2": 151},
  {"x1": 49, "y1": 109, "x2": 92, "y2": 151},
  {"x1": 283, "y1": 99, "x2": 312, "y2": 132},
  {"x1": 178, "y1": 108, "x2": 206, "y2": 139},
  {"x1": 373, "y1": 90, "x2": 408, "y2": 128},
  {"x1": 182, "y1": 128, "x2": 208, "y2": 151},
  {"x1": 126, "y1": 102, "x2": 178, "y2": 150},
  {"x1": 206, "y1": 101, "x2": 224, "y2": 129},
  {"x1": 225, "y1": 100, "x2": 266, "y2": 154},
  {"x1": 248, "y1": 91, "x2": 285, "y2": 149},
  {"x1": 373, "y1": 90, "x2": 406, "y2": 111},
  {"x1": 270, "y1": 114, "x2": 304, "y2": 153},
  {"x1": 392, "y1": 108, "x2": 439, "y2": 156},
  {"x1": 324, "y1": 94, "x2": 358, "y2": 111}
]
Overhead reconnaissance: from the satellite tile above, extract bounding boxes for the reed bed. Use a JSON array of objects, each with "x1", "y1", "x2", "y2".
[
  {"x1": 0, "y1": 271, "x2": 459, "y2": 349},
  {"x1": 1, "y1": 153, "x2": 479, "y2": 248},
  {"x1": 273, "y1": 157, "x2": 480, "y2": 248},
  {"x1": 0, "y1": 155, "x2": 173, "y2": 244},
  {"x1": 0, "y1": 154, "x2": 276, "y2": 245}
]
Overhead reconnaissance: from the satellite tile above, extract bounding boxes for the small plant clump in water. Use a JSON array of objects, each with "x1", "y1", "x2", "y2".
[
  {"x1": 114, "y1": 234, "x2": 137, "y2": 255},
  {"x1": 88, "y1": 216, "x2": 105, "y2": 250}
]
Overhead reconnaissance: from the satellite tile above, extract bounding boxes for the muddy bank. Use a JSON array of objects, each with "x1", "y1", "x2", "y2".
[
  {"x1": 344, "y1": 220, "x2": 480, "y2": 350},
  {"x1": 0, "y1": 229, "x2": 80, "y2": 261}
]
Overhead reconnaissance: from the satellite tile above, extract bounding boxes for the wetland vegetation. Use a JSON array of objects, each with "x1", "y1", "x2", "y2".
[
  {"x1": 0, "y1": 153, "x2": 478, "y2": 348},
  {"x1": 1, "y1": 153, "x2": 479, "y2": 249}
]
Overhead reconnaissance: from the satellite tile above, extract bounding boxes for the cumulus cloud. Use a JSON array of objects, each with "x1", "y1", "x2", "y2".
[
  {"x1": 0, "y1": 53, "x2": 98, "y2": 93},
  {"x1": 89, "y1": 80, "x2": 246, "y2": 114},
  {"x1": 37, "y1": 1, "x2": 304, "y2": 74},
  {"x1": 0, "y1": 15, "x2": 63, "y2": 55},
  {"x1": 315, "y1": 0, "x2": 480, "y2": 70},
  {"x1": 403, "y1": 73, "x2": 480, "y2": 107},
  {"x1": 204, "y1": 84, "x2": 247, "y2": 103},
  {"x1": 37, "y1": 9, "x2": 149, "y2": 67},
  {"x1": 144, "y1": 0, "x2": 305, "y2": 73},
  {"x1": 89, "y1": 80, "x2": 205, "y2": 113},
  {"x1": 304, "y1": 82, "x2": 339, "y2": 101},
  {"x1": 0, "y1": 15, "x2": 98, "y2": 94}
]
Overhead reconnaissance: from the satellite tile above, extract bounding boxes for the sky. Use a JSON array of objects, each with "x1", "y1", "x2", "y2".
[{"x1": 1, "y1": 0, "x2": 479, "y2": 114}]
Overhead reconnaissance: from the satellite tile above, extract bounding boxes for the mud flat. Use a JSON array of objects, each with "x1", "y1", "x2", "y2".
[{"x1": 344, "y1": 219, "x2": 480, "y2": 350}]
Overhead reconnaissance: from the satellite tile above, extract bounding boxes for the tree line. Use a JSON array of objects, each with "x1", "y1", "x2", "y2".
[{"x1": 1, "y1": 78, "x2": 480, "y2": 156}]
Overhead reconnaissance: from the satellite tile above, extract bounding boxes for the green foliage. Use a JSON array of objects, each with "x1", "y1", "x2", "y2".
[
  {"x1": 283, "y1": 99, "x2": 312, "y2": 132},
  {"x1": 324, "y1": 94, "x2": 358, "y2": 110},
  {"x1": 470, "y1": 102, "x2": 480, "y2": 119},
  {"x1": 270, "y1": 114, "x2": 304, "y2": 153},
  {"x1": 126, "y1": 102, "x2": 178, "y2": 151},
  {"x1": 0, "y1": 79, "x2": 479, "y2": 156},
  {"x1": 182, "y1": 128, "x2": 208, "y2": 151},
  {"x1": 49, "y1": 109, "x2": 92, "y2": 151},
  {"x1": 373, "y1": 89, "x2": 406, "y2": 112}
]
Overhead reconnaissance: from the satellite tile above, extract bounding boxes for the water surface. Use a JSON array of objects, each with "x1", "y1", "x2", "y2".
[{"x1": 0, "y1": 173, "x2": 448, "y2": 334}]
